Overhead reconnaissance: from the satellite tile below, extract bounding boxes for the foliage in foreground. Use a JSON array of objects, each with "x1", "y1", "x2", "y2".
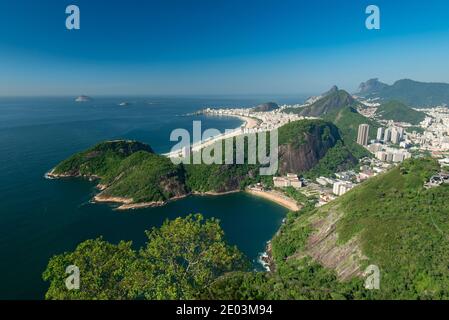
[
  {"x1": 42, "y1": 214, "x2": 248, "y2": 300},
  {"x1": 205, "y1": 258, "x2": 371, "y2": 300}
]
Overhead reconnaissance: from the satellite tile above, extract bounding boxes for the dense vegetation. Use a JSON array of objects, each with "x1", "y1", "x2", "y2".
[
  {"x1": 52, "y1": 140, "x2": 153, "y2": 177},
  {"x1": 303, "y1": 140, "x2": 357, "y2": 179},
  {"x1": 47, "y1": 142, "x2": 449, "y2": 300},
  {"x1": 205, "y1": 258, "x2": 369, "y2": 300},
  {"x1": 335, "y1": 158, "x2": 449, "y2": 299},
  {"x1": 43, "y1": 214, "x2": 248, "y2": 300},
  {"x1": 276, "y1": 119, "x2": 359, "y2": 178},
  {"x1": 206, "y1": 192, "x2": 372, "y2": 300},
  {"x1": 323, "y1": 106, "x2": 378, "y2": 159},
  {"x1": 52, "y1": 139, "x2": 263, "y2": 203},
  {"x1": 375, "y1": 100, "x2": 426, "y2": 125},
  {"x1": 52, "y1": 119, "x2": 361, "y2": 203},
  {"x1": 269, "y1": 158, "x2": 449, "y2": 299}
]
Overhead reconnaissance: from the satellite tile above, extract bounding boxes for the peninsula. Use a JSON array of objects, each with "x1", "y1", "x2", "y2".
[{"x1": 47, "y1": 119, "x2": 356, "y2": 211}]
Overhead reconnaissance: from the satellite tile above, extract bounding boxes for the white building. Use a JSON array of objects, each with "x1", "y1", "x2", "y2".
[
  {"x1": 377, "y1": 127, "x2": 385, "y2": 141},
  {"x1": 357, "y1": 124, "x2": 370, "y2": 146},
  {"x1": 273, "y1": 174, "x2": 302, "y2": 189},
  {"x1": 333, "y1": 181, "x2": 354, "y2": 196},
  {"x1": 391, "y1": 128, "x2": 401, "y2": 144},
  {"x1": 384, "y1": 128, "x2": 392, "y2": 143}
]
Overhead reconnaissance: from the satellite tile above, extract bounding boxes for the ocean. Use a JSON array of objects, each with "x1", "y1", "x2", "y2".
[{"x1": 0, "y1": 95, "x2": 305, "y2": 299}]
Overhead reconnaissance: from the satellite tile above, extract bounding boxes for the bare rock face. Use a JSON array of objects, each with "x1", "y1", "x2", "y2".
[
  {"x1": 160, "y1": 174, "x2": 189, "y2": 198},
  {"x1": 278, "y1": 122, "x2": 340, "y2": 174},
  {"x1": 288, "y1": 205, "x2": 367, "y2": 281},
  {"x1": 357, "y1": 78, "x2": 389, "y2": 95}
]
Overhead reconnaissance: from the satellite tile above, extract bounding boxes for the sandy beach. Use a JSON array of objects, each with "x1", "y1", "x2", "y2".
[
  {"x1": 238, "y1": 115, "x2": 260, "y2": 129},
  {"x1": 246, "y1": 188, "x2": 300, "y2": 211},
  {"x1": 248, "y1": 189, "x2": 300, "y2": 211}
]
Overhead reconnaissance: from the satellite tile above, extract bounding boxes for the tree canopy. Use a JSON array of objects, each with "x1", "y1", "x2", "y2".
[{"x1": 43, "y1": 214, "x2": 248, "y2": 300}]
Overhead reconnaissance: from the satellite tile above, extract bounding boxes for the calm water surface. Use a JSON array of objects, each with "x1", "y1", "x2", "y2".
[{"x1": 0, "y1": 96, "x2": 305, "y2": 299}]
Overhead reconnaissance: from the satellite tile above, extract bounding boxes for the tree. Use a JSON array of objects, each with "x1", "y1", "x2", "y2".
[
  {"x1": 42, "y1": 238, "x2": 136, "y2": 300},
  {"x1": 129, "y1": 214, "x2": 248, "y2": 299},
  {"x1": 42, "y1": 214, "x2": 248, "y2": 300}
]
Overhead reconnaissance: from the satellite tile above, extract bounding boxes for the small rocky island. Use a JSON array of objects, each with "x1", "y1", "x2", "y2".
[{"x1": 75, "y1": 95, "x2": 92, "y2": 102}]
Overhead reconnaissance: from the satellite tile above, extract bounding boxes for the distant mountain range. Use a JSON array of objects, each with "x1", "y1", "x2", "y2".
[
  {"x1": 357, "y1": 78, "x2": 449, "y2": 107},
  {"x1": 287, "y1": 82, "x2": 428, "y2": 128}
]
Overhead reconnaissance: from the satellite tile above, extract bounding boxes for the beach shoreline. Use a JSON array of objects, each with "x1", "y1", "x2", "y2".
[
  {"x1": 236, "y1": 115, "x2": 260, "y2": 130},
  {"x1": 246, "y1": 188, "x2": 300, "y2": 211},
  {"x1": 91, "y1": 189, "x2": 242, "y2": 210}
]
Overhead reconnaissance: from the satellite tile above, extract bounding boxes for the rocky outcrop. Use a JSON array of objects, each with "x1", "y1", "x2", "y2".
[
  {"x1": 357, "y1": 78, "x2": 389, "y2": 95},
  {"x1": 252, "y1": 102, "x2": 279, "y2": 112},
  {"x1": 278, "y1": 121, "x2": 341, "y2": 174},
  {"x1": 290, "y1": 205, "x2": 367, "y2": 281}
]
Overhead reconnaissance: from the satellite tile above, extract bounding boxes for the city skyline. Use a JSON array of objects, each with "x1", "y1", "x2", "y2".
[{"x1": 1, "y1": 0, "x2": 449, "y2": 96}]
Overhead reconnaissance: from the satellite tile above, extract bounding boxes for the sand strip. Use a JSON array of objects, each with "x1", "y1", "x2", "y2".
[{"x1": 246, "y1": 189, "x2": 300, "y2": 211}]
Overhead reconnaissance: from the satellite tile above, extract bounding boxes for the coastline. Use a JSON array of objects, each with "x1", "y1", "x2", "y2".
[
  {"x1": 47, "y1": 167, "x2": 300, "y2": 212},
  {"x1": 192, "y1": 190, "x2": 240, "y2": 196},
  {"x1": 236, "y1": 115, "x2": 260, "y2": 130},
  {"x1": 94, "y1": 190, "x2": 241, "y2": 210},
  {"x1": 246, "y1": 188, "x2": 300, "y2": 211},
  {"x1": 201, "y1": 110, "x2": 260, "y2": 130}
]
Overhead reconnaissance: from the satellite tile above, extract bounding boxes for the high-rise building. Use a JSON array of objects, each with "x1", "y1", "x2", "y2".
[
  {"x1": 357, "y1": 124, "x2": 370, "y2": 146},
  {"x1": 384, "y1": 128, "x2": 392, "y2": 142},
  {"x1": 391, "y1": 128, "x2": 401, "y2": 144},
  {"x1": 376, "y1": 127, "x2": 385, "y2": 141},
  {"x1": 396, "y1": 127, "x2": 405, "y2": 139}
]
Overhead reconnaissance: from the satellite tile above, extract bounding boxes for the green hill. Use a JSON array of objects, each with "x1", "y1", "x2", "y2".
[
  {"x1": 358, "y1": 78, "x2": 449, "y2": 107},
  {"x1": 206, "y1": 158, "x2": 449, "y2": 300},
  {"x1": 375, "y1": 100, "x2": 426, "y2": 125},
  {"x1": 286, "y1": 87, "x2": 360, "y2": 117},
  {"x1": 50, "y1": 120, "x2": 360, "y2": 207},
  {"x1": 271, "y1": 158, "x2": 449, "y2": 299},
  {"x1": 323, "y1": 106, "x2": 380, "y2": 158},
  {"x1": 50, "y1": 141, "x2": 188, "y2": 204},
  {"x1": 51, "y1": 140, "x2": 154, "y2": 178},
  {"x1": 277, "y1": 119, "x2": 358, "y2": 178}
]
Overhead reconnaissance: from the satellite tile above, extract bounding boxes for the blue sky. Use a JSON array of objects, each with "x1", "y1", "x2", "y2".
[{"x1": 1, "y1": 0, "x2": 449, "y2": 96}]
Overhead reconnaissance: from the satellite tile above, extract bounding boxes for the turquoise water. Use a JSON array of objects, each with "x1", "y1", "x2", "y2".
[{"x1": 0, "y1": 96, "x2": 297, "y2": 299}]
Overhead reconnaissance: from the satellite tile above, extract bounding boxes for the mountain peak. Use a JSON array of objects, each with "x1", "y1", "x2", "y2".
[
  {"x1": 357, "y1": 78, "x2": 388, "y2": 94},
  {"x1": 358, "y1": 78, "x2": 449, "y2": 106},
  {"x1": 323, "y1": 85, "x2": 339, "y2": 96},
  {"x1": 291, "y1": 88, "x2": 357, "y2": 117}
]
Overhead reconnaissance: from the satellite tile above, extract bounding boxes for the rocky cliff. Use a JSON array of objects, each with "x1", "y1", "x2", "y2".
[{"x1": 277, "y1": 120, "x2": 343, "y2": 174}]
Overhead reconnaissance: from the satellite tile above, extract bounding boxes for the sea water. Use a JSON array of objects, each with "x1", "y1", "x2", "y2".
[{"x1": 0, "y1": 96, "x2": 304, "y2": 299}]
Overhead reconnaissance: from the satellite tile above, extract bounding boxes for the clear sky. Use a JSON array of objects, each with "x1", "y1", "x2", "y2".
[{"x1": 1, "y1": 0, "x2": 449, "y2": 96}]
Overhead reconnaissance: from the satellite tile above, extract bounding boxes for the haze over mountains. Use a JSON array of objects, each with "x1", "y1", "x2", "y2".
[{"x1": 357, "y1": 78, "x2": 449, "y2": 107}]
